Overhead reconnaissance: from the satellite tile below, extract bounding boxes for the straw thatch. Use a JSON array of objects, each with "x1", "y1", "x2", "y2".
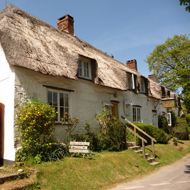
[{"x1": 0, "y1": 6, "x2": 179, "y2": 101}]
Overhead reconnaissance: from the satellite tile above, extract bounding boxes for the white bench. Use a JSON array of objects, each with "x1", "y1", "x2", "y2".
[{"x1": 69, "y1": 142, "x2": 90, "y2": 156}]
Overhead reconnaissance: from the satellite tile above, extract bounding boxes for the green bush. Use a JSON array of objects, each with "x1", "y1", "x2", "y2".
[
  {"x1": 172, "y1": 117, "x2": 189, "y2": 140},
  {"x1": 158, "y1": 114, "x2": 170, "y2": 133},
  {"x1": 104, "y1": 118, "x2": 126, "y2": 151},
  {"x1": 95, "y1": 107, "x2": 126, "y2": 151},
  {"x1": 171, "y1": 111, "x2": 177, "y2": 127},
  {"x1": 16, "y1": 99, "x2": 66, "y2": 162},
  {"x1": 130, "y1": 123, "x2": 168, "y2": 146},
  {"x1": 186, "y1": 114, "x2": 190, "y2": 128},
  {"x1": 69, "y1": 108, "x2": 126, "y2": 152}
]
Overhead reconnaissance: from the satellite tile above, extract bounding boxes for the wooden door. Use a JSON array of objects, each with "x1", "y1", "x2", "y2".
[
  {"x1": 111, "y1": 101, "x2": 118, "y2": 118},
  {"x1": 0, "y1": 103, "x2": 4, "y2": 166}
]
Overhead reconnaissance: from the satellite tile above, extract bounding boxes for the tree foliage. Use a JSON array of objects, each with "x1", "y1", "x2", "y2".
[
  {"x1": 145, "y1": 34, "x2": 190, "y2": 111},
  {"x1": 180, "y1": 0, "x2": 190, "y2": 12}
]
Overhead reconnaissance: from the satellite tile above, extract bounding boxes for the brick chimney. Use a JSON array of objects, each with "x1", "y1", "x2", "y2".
[
  {"x1": 126, "y1": 59, "x2": 137, "y2": 71},
  {"x1": 57, "y1": 14, "x2": 74, "y2": 35},
  {"x1": 148, "y1": 74, "x2": 158, "y2": 82}
]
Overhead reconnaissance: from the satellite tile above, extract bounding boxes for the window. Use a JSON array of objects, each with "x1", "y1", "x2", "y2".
[
  {"x1": 161, "y1": 87, "x2": 166, "y2": 98},
  {"x1": 133, "y1": 106, "x2": 141, "y2": 122},
  {"x1": 140, "y1": 78, "x2": 146, "y2": 93},
  {"x1": 78, "y1": 58, "x2": 91, "y2": 79},
  {"x1": 127, "y1": 73, "x2": 135, "y2": 90},
  {"x1": 167, "y1": 113, "x2": 172, "y2": 126},
  {"x1": 47, "y1": 90, "x2": 69, "y2": 122}
]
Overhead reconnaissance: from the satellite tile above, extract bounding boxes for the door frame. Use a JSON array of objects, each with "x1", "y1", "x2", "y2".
[{"x1": 111, "y1": 100, "x2": 119, "y2": 119}]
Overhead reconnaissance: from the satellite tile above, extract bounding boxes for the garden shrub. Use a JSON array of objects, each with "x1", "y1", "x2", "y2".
[
  {"x1": 70, "y1": 118, "x2": 126, "y2": 152},
  {"x1": 16, "y1": 99, "x2": 66, "y2": 163},
  {"x1": 130, "y1": 123, "x2": 168, "y2": 146},
  {"x1": 158, "y1": 114, "x2": 169, "y2": 133},
  {"x1": 171, "y1": 111, "x2": 177, "y2": 127},
  {"x1": 186, "y1": 113, "x2": 190, "y2": 127},
  {"x1": 172, "y1": 117, "x2": 189, "y2": 140},
  {"x1": 69, "y1": 107, "x2": 126, "y2": 152},
  {"x1": 95, "y1": 107, "x2": 126, "y2": 151}
]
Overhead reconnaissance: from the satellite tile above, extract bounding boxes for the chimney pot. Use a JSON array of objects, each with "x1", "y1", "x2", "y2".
[
  {"x1": 57, "y1": 14, "x2": 74, "y2": 35},
  {"x1": 126, "y1": 59, "x2": 137, "y2": 71}
]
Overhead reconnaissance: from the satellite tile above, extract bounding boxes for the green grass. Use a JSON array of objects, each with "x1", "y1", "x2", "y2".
[{"x1": 28, "y1": 141, "x2": 190, "y2": 190}]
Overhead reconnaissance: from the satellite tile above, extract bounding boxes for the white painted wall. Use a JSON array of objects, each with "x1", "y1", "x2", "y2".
[
  {"x1": 0, "y1": 44, "x2": 15, "y2": 164},
  {"x1": 14, "y1": 67, "x2": 178, "y2": 144}
]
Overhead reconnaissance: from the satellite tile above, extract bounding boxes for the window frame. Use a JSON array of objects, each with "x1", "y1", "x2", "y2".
[
  {"x1": 133, "y1": 106, "x2": 141, "y2": 123},
  {"x1": 78, "y1": 57, "x2": 92, "y2": 80},
  {"x1": 47, "y1": 89, "x2": 70, "y2": 122}
]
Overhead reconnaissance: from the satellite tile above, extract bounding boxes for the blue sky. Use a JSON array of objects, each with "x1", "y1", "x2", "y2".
[{"x1": 0, "y1": 0, "x2": 189, "y2": 77}]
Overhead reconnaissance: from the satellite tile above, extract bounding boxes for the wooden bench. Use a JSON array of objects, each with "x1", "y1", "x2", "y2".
[{"x1": 69, "y1": 142, "x2": 90, "y2": 156}]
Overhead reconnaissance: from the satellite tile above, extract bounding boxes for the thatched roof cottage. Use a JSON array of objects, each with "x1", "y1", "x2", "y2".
[{"x1": 0, "y1": 6, "x2": 180, "y2": 165}]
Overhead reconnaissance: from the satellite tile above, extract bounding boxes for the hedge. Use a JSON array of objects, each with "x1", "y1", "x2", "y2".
[{"x1": 128, "y1": 123, "x2": 168, "y2": 146}]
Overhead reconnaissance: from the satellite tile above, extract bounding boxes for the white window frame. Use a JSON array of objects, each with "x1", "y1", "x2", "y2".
[
  {"x1": 47, "y1": 89, "x2": 70, "y2": 122},
  {"x1": 127, "y1": 73, "x2": 135, "y2": 90},
  {"x1": 167, "y1": 113, "x2": 172, "y2": 126},
  {"x1": 78, "y1": 57, "x2": 92, "y2": 79},
  {"x1": 133, "y1": 106, "x2": 141, "y2": 122}
]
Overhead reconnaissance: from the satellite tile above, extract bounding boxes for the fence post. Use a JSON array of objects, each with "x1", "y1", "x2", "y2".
[
  {"x1": 152, "y1": 139, "x2": 155, "y2": 157},
  {"x1": 142, "y1": 141, "x2": 145, "y2": 160},
  {"x1": 134, "y1": 127, "x2": 137, "y2": 145}
]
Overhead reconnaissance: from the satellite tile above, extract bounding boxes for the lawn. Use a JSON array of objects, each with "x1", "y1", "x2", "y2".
[{"x1": 30, "y1": 140, "x2": 190, "y2": 190}]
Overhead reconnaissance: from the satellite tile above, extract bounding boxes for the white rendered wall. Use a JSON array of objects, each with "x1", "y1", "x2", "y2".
[
  {"x1": 0, "y1": 44, "x2": 15, "y2": 164},
  {"x1": 14, "y1": 67, "x2": 178, "y2": 143}
]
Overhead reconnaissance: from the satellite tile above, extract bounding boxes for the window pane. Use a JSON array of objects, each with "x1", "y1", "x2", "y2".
[
  {"x1": 65, "y1": 108, "x2": 69, "y2": 115},
  {"x1": 60, "y1": 93, "x2": 64, "y2": 106},
  {"x1": 133, "y1": 108, "x2": 136, "y2": 122},
  {"x1": 47, "y1": 91, "x2": 52, "y2": 106},
  {"x1": 79, "y1": 60, "x2": 82, "y2": 76},
  {"x1": 84, "y1": 62, "x2": 89, "y2": 78},
  {"x1": 137, "y1": 108, "x2": 140, "y2": 122},
  {"x1": 60, "y1": 107, "x2": 64, "y2": 119},
  {"x1": 65, "y1": 94, "x2": 68, "y2": 107},
  {"x1": 53, "y1": 92, "x2": 58, "y2": 107}
]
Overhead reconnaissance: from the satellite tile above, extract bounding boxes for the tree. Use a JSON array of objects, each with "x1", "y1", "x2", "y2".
[
  {"x1": 180, "y1": 0, "x2": 190, "y2": 12},
  {"x1": 145, "y1": 34, "x2": 190, "y2": 112}
]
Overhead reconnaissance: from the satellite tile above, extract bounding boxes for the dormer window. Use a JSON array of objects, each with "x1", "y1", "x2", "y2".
[
  {"x1": 127, "y1": 73, "x2": 135, "y2": 90},
  {"x1": 161, "y1": 87, "x2": 166, "y2": 98},
  {"x1": 78, "y1": 57, "x2": 92, "y2": 80},
  {"x1": 140, "y1": 77, "x2": 147, "y2": 93}
]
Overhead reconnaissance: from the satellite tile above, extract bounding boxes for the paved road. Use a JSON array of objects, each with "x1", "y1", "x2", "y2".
[{"x1": 110, "y1": 153, "x2": 190, "y2": 190}]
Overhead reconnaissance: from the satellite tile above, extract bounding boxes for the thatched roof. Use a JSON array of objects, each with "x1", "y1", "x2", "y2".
[{"x1": 0, "y1": 6, "x2": 179, "y2": 101}]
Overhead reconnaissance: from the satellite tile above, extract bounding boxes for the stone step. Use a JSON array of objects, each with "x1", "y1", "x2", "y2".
[
  {"x1": 0, "y1": 171, "x2": 26, "y2": 185},
  {"x1": 0, "y1": 178, "x2": 34, "y2": 190},
  {"x1": 147, "y1": 157, "x2": 155, "y2": 163},
  {"x1": 128, "y1": 146, "x2": 141, "y2": 151},
  {"x1": 150, "y1": 161, "x2": 160, "y2": 166},
  {"x1": 145, "y1": 153, "x2": 150, "y2": 159},
  {"x1": 134, "y1": 150, "x2": 143, "y2": 154},
  {"x1": 126, "y1": 142, "x2": 136, "y2": 147}
]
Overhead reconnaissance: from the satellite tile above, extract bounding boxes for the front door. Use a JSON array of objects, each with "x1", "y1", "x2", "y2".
[
  {"x1": 111, "y1": 101, "x2": 119, "y2": 118},
  {"x1": 0, "y1": 103, "x2": 4, "y2": 166}
]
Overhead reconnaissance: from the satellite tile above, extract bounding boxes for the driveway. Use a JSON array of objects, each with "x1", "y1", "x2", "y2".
[{"x1": 110, "y1": 153, "x2": 190, "y2": 190}]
